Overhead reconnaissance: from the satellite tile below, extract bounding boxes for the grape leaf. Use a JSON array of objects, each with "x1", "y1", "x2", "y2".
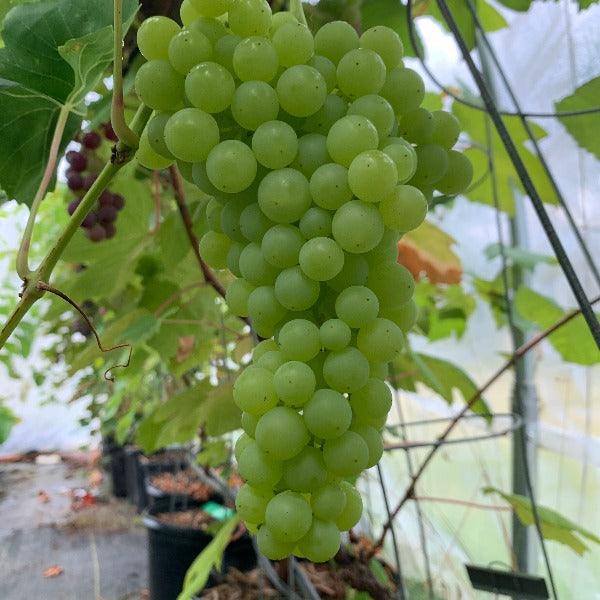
[
  {"x1": 0, "y1": 0, "x2": 138, "y2": 205},
  {"x1": 0, "y1": 402, "x2": 18, "y2": 444},
  {"x1": 484, "y1": 243, "x2": 558, "y2": 269},
  {"x1": 555, "y1": 77, "x2": 600, "y2": 161},
  {"x1": 494, "y1": 0, "x2": 532, "y2": 10}
]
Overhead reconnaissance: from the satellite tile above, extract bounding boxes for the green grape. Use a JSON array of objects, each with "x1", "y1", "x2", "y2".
[
  {"x1": 364, "y1": 228, "x2": 400, "y2": 266},
  {"x1": 298, "y1": 519, "x2": 340, "y2": 563},
  {"x1": 314, "y1": 20, "x2": 359, "y2": 65},
  {"x1": 273, "y1": 22, "x2": 314, "y2": 67},
  {"x1": 380, "y1": 67, "x2": 425, "y2": 115},
  {"x1": 319, "y1": 319, "x2": 351, "y2": 351},
  {"x1": 326, "y1": 115, "x2": 379, "y2": 168},
  {"x1": 190, "y1": 0, "x2": 231, "y2": 17},
  {"x1": 233, "y1": 365, "x2": 278, "y2": 415},
  {"x1": 367, "y1": 262, "x2": 414, "y2": 307},
  {"x1": 261, "y1": 224, "x2": 304, "y2": 269},
  {"x1": 309, "y1": 163, "x2": 352, "y2": 211},
  {"x1": 412, "y1": 144, "x2": 449, "y2": 186},
  {"x1": 369, "y1": 362, "x2": 389, "y2": 383},
  {"x1": 253, "y1": 339, "x2": 279, "y2": 361},
  {"x1": 198, "y1": 231, "x2": 231, "y2": 268},
  {"x1": 214, "y1": 34, "x2": 241, "y2": 72},
  {"x1": 231, "y1": 81, "x2": 279, "y2": 131},
  {"x1": 247, "y1": 286, "x2": 287, "y2": 326},
  {"x1": 177, "y1": 160, "x2": 195, "y2": 183},
  {"x1": 206, "y1": 140, "x2": 257, "y2": 193},
  {"x1": 323, "y1": 347, "x2": 370, "y2": 393},
  {"x1": 257, "y1": 525, "x2": 295, "y2": 560},
  {"x1": 435, "y1": 150, "x2": 473, "y2": 195},
  {"x1": 135, "y1": 60, "x2": 184, "y2": 111},
  {"x1": 239, "y1": 242, "x2": 279, "y2": 286},
  {"x1": 275, "y1": 267, "x2": 320, "y2": 311},
  {"x1": 311, "y1": 483, "x2": 346, "y2": 521},
  {"x1": 359, "y1": 26, "x2": 403, "y2": 69},
  {"x1": 314, "y1": 287, "x2": 338, "y2": 323},
  {"x1": 299, "y1": 237, "x2": 345, "y2": 282},
  {"x1": 332, "y1": 200, "x2": 385, "y2": 254},
  {"x1": 136, "y1": 132, "x2": 174, "y2": 169},
  {"x1": 299, "y1": 207, "x2": 332, "y2": 239},
  {"x1": 228, "y1": 0, "x2": 272, "y2": 37},
  {"x1": 335, "y1": 286, "x2": 379, "y2": 328},
  {"x1": 240, "y1": 203, "x2": 273, "y2": 242},
  {"x1": 226, "y1": 278, "x2": 254, "y2": 317},
  {"x1": 327, "y1": 253, "x2": 369, "y2": 292},
  {"x1": 271, "y1": 11, "x2": 298, "y2": 32},
  {"x1": 206, "y1": 198, "x2": 223, "y2": 231},
  {"x1": 241, "y1": 412, "x2": 260, "y2": 436},
  {"x1": 351, "y1": 424, "x2": 383, "y2": 467},
  {"x1": 192, "y1": 162, "x2": 224, "y2": 199},
  {"x1": 380, "y1": 297, "x2": 418, "y2": 332},
  {"x1": 188, "y1": 17, "x2": 227, "y2": 44},
  {"x1": 273, "y1": 361, "x2": 316, "y2": 407},
  {"x1": 164, "y1": 108, "x2": 219, "y2": 162},
  {"x1": 277, "y1": 65, "x2": 327, "y2": 118},
  {"x1": 235, "y1": 483, "x2": 272, "y2": 524},
  {"x1": 185, "y1": 62, "x2": 236, "y2": 113},
  {"x1": 350, "y1": 378, "x2": 392, "y2": 427},
  {"x1": 379, "y1": 184, "x2": 427, "y2": 232},
  {"x1": 348, "y1": 149, "x2": 398, "y2": 203},
  {"x1": 258, "y1": 168, "x2": 311, "y2": 223},
  {"x1": 336, "y1": 48, "x2": 386, "y2": 99},
  {"x1": 265, "y1": 490, "x2": 312, "y2": 543},
  {"x1": 303, "y1": 389, "x2": 352, "y2": 440},
  {"x1": 238, "y1": 441, "x2": 283, "y2": 488},
  {"x1": 293, "y1": 133, "x2": 330, "y2": 177},
  {"x1": 323, "y1": 430, "x2": 369, "y2": 476},
  {"x1": 146, "y1": 112, "x2": 174, "y2": 159},
  {"x1": 221, "y1": 199, "x2": 249, "y2": 242},
  {"x1": 348, "y1": 94, "x2": 395, "y2": 139},
  {"x1": 233, "y1": 36, "x2": 279, "y2": 82},
  {"x1": 180, "y1": 0, "x2": 200, "y2": 26},
  {"x1": 252, "y1": 120, "x2": 298, "y2": 169},
  {"x1": 256, "y1": 406, "x2": 309, "y2": 460},
  {"x1": 398, "y1": 108, "x2": 434, "y2": 144},
  {"x1": 168, "y1": 29, "x2": 212, "y2": 75},
  {"x1": 256, "y1": 350, "x2": 286, "y2": 373},
  {"x1": 430, "y1": 110, "x2": 461, "y2": 148},
  {"x1": 382, "y1": 139, "x2": 417, "y2": 183},
  {"x1": 303, "y1": 94, "x2": 348, "y2": 135},
  {"x1": 309, "y1": 55, "x2": 337, "y2": 92},
  {"x1": 227, "y1": 242, "x2": 244, "y2": 276},
  {"x1": 335, "y1": 481, "x2": 363, "y2": 530},
  {"x1": 137, "y1": 16, "x2": 180, "y2": 61},
  {"x1": 307, "y1": 350, "x2": 327, "y2": 388},
  {"x1": 278, "y1": 318, "x2": 320, "y2": 361},
  {"x1": 357, "y1": 318, "x2": 404, "y2": 363},
  {"x1": 280, "y1": 446, "x2": 327, "y2": 492},
  {"x1": 234, "y1": 432, "x2": 252, "y2": 461}
]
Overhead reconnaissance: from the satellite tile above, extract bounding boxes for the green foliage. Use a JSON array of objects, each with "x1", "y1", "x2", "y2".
[
  {"x1": 555, "y1": 77, "x2": 600, "y2": 161},
  {"x1": 484, "y1": 487, "x2": 600, "y2": 555},
  {"x1": 515, "y1": 287, "x2": 600, "y2": 365},
  {"x1": 484, "y1": 243, "x2": 557, "y2": 269},
  {"x1": 0, "y1": 402, "x2": 18, "y2": 444}
]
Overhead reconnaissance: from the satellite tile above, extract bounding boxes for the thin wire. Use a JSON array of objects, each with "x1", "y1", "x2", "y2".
[
  {"x1": 405, "y1": 0, "x2": 600, "y2": 119},
  {"x1": 433, "y1": 0, "x2": 600, "y2": 349}
]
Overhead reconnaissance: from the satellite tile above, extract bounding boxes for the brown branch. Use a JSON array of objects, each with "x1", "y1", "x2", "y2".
[
  {"x1": 370, "y1": 294, "x2": 600, "y2": 556},
  {"x1": 36, "y1": 282, "x2": 131, "y2": 380},
  {"x1": 412, "y1": 495, "x2": 511, "y2": 512},
  {"x1": 150, "y1": 170, "x2": 162, "y2": 234}
]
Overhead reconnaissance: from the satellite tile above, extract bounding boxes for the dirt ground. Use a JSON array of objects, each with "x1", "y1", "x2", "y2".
[{"x1": 0, "y1": 458, "x2": 148, "y2": 600}]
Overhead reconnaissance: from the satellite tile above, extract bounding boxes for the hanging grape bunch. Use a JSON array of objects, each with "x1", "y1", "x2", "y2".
[
  {"x1": 65, "y1": 124, "x2": 125, "y2": 242},
  {"x1": 134, "y1": 0, "x2": 472, "y2": 563}
]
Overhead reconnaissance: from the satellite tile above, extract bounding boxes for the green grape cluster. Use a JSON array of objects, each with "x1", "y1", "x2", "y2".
[{"x1": 135, "y1": 0, "x2": 473, "y2": 563}]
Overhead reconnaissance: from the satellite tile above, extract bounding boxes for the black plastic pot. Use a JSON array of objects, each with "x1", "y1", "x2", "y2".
[
  {"x1": 125, "y1": 447, "x2": 147, "y2": 511},
  {"x1": 224, "y1": 532, "x2": 257, "y2": 573},
  {"x1": 104, "y1": 439, "x2": 127, "y2": 498}
]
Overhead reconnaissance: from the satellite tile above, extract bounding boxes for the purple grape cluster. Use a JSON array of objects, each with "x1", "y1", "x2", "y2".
[{"x1": 65, "y1": 124, "x2": 125, "y2": 243}]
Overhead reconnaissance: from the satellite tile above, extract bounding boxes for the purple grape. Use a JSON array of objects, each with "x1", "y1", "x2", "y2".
[
  {"x1": 82, "y1": 173, "x2": 98, "y2": 191},
  {"x1": 81, "y1": 211, "x2": 98, "y2": 228},
  {"x1": 98, "y1": 205, "x2": 118, "y2": 224},
  {"x1": 82, "y1": 131, "x2": 102, "y2": 150},
  {"x1": 68, "y1": 199, "x2": 81, "y2": 216},
  {"x1": 67, "y1": 170, "x2": 84, "y2": 191},
  {"x1": 87, "y1": 224, "x2": 107, "y2": 242},
  {"x1": 103, "y1": 122, "x2": 118, "y2": 142},
  {"x1": 99, "y1": 190, "x2": 114, "y2": 207},
  {"x1": 66, "y1": 150, "x2": 87, "y2": 172},
  {"x1": 104, "y1": 223, "x2": 116, "y2": 239},
  {"x1": 112, "y1": 193, "x2": 125, "y2": 211}
]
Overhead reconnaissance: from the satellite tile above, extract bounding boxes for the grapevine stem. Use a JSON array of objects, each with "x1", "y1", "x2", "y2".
[
  {"x1": 111, "y1": 0, "x2": 138, "y2": 148},
  {"x1": 16, "y1": 103, "x2": 71, "y2": 280},
  {"x1": 289, "y1": 0, "x2": 308, "y2": 26}
]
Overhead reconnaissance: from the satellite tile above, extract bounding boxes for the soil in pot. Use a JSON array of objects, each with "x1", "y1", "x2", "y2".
[{"x1": 147, "y1": 469, "x2": 215, "y2": 503}]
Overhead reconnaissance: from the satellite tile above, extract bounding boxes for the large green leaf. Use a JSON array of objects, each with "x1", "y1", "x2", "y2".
[
  {"x1": 555, "y1": 77, "x2": 600, "y2": 161},
  {"x1": 515, "y1": 287, "x2": 600, "y2": 365},
  {"x1": 484, "y1": 487, "x2": 600, "y2": 555},
  {"x1": 0, "y1": 0, "x2": 138, "y2": 205}
]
